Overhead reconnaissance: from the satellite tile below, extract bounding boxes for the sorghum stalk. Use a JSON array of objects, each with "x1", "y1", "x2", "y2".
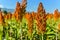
[
  {"x1": 42, "y1": 33, "x2": 43, "y2": 40},
  {"x1": 19, "y1": 21, "x2": 22, "y2": 40},
  {"x1": 56, "y1": 32, "x2": 57, "y2": 40},
  {"x1": 58, "y1": 23, "x2": 60, "y2": 39},
  {"x1": 5, "y1": 25, "x2": 9, "y2": 40},
  {"x1": 0, "y1": 24, "x2": 3, "y2": 40}
]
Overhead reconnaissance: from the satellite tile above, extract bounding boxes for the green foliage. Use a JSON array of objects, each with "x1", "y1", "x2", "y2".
[
  {"x1": 46, "y1": 18, "x2": 60, "y2": 40},
  {"x1": 0, "y1": 24, "x2": 3, "y2": 40}
]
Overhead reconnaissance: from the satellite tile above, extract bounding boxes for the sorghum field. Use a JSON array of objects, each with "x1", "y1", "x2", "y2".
[{"x1": 0, "y1": 0, "x2": 60, "y2": 40}]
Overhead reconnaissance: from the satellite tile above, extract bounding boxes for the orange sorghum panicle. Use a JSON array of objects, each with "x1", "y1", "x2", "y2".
[
  {"x1": 36, "y1": 2, "x2": 46, "y2": 34},
  {"x1": 54, "y1": 9, "x2": 59, "y2": 21},
  {"x1": 0, "y1": 11, "x2": 3, "y2": 24},
  {"x1": 26, "y1": 13, "x2": 33, "y2": 35}
]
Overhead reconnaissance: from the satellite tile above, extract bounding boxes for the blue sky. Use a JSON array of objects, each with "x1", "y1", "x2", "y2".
[{"x1": 0, "y1": 0, "x2": 60, "y2": 13}]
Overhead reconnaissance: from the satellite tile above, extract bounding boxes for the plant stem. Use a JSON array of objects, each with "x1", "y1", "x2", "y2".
[
  {"x1": 42, "y1": 33, "x2": 43, "y2": 40},
  {"x1": 0, "y1": 32, "x2": 2, "y2": 40},
  {"x1": 25, "y1": 34, "x2": 27, "y2": 40},
  {"x1": 6, "y1": 31, "x2": 9, "y2": 40},
  {"x1": 56, "y1": 32, "x2": 57, "y2": 40},
  {"x1": 0, "y1": 25, "x2": 3, "y2": 40},
  {"x1": 20, "y1": 22, "x2": 22, "y2": 40},
  {"x1": 30, "y1": 37, "x2": 32, "y2": 40}
]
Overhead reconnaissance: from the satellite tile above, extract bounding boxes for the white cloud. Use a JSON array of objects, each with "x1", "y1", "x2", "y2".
[{"x1": 0, "y1": 4, "x2": 3, "y2": 8}]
